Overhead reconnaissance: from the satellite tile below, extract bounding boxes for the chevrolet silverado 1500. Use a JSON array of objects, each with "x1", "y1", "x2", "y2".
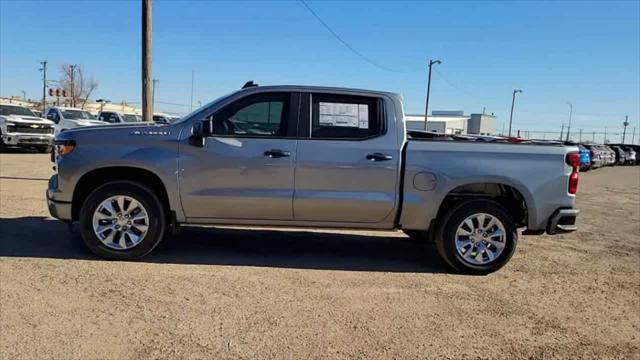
[{"x1": 47, "y1": 85, "x2": 579, "y2": 273}]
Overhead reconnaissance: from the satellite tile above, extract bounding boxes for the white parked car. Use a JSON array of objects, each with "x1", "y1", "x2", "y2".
[
  {"x1": 0, "y1": 103, "x2": 54, "y2": 152},
  {"x1": 46, "y1": 106, "x2": 107, "y2": 136},
  {"x1": 97, "y1": 111, "x2": 143, "y2": 124}
]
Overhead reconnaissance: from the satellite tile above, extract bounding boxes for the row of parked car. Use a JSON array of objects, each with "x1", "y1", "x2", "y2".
[
  {"x1": 578, "y1": 143, "x2": 638, "y2": 170},
  {"x1": 0, "y1": 103, "x2": 180, "y2": 152}
]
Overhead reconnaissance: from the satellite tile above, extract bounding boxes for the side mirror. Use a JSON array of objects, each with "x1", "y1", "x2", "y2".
[{"x1": 190, "y1": 119, "x2": 212, "y2": 147}]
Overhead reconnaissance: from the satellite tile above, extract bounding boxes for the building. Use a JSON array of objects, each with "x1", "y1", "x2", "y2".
[{"x1": 404, "y1": 110, "x2": 496, "y2": 135}]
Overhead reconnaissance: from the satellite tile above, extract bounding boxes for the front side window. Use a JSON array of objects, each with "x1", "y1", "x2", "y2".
[
  {"x1": 310, "y1": 94, "x2": 382, "y2": 139},
  {"x1": 207, "y1": 93, "x2": 290, "y2": 137},
  {"x1": 99, "y1": 112, "x2": 115, "y2": 123},
  {"x1": 47, "y1": 109, "x2": 60, "y2": 123}
]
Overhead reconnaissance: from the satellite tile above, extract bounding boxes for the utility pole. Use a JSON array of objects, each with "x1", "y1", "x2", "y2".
[
  {"x1": 424, "y1": 59, "x2": 442, "y2": 131},
  {"x1": 560, "y1": 123, "x2": 564, "y2": 140},
  {"x1": 631, "y1": 127, "x2": 636, "y2": 144},
  {"x1": 142, "y1": 0, "x2": 153, "y2": 122},
  {"x1": 39, "y1": 60, "x2": 48, "y2": 113},
  {"x1": 565, "y1": 101, "x2": 572, "y2": 141},
  {"x1": 592, "y1": 131, "x2": 595, "y2": 142},
  {"x1": 69, "y1": 64, "x2": 76, "y2": 107},
  {"x1": 604, "y1": 127, "x2": 607, "y2": 144},
  {"x1": 622, "y1": 115, "x2": 629, "y2": 144},
  {"x1": 152, "y1": 79, "x2": 158, "y2": 108},
  {"x1": 579, "y1": 128, "x2": 582, "y2": 143},
  {"x1": 508, "y1": 89, "x2": 523, "y2": 137}
]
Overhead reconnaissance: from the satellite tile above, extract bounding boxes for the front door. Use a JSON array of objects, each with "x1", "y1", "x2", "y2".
[{"x1": 179, "y1": 92, "x2": 298, "y2": 220}]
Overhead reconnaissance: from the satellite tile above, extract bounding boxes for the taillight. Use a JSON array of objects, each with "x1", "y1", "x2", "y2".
[
  {"x1": 566, "y1": 151, "x2": 580, "y2": 194},
  {"x1": 566, "y1": 152, "x2": 580, "y2": 168},
  {"x1": 568, "y1": 171, "x2": 579, "y2": 194}
]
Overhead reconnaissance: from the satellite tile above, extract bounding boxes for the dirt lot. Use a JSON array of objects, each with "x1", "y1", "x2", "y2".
[{"x1": 0, "y1": 153, "x2": 639, "y2": 359}]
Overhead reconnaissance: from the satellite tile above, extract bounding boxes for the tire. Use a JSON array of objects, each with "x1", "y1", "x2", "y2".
[
  {"x1": 36, "y1": 146, "x2": 51, "y2": 153},
  {"x1": 79, "y1": 181, "x2": 166, "y2": 260},
  {"x1": 0, "y1": 133, "x2": 6, "y2": 153},
  {"x1": 434, "y1": 199, "x2": 517, "y2": 275}
]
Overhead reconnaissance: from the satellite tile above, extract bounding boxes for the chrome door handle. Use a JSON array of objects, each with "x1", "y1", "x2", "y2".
[
  {"x1": 366, "y1": 153, "x2": 393, "y2": 161},
  {"x1": 264, "y1": 149, "x2": 291, "y2": 158}
]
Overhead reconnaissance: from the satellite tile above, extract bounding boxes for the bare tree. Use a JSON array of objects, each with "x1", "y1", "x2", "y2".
[{"x1": 59, "y1": 64, "x2": 99, "y2": 109}]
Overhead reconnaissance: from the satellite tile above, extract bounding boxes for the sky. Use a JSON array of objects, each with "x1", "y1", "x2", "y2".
[{"x1": 1, "y1": 0, "x2": 639, "y2": 141}]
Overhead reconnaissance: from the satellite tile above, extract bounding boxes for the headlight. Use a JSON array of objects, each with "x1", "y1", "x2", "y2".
[
  {"x1": 5, "y1": 122, "x2": 16, "y2": 132},
  {"x1": 54, "y1": 139, "x2": 76, "y2": 156}
]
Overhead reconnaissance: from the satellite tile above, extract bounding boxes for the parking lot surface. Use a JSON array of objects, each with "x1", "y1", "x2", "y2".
[{"x1": 1, "y1": 153, "x2": 639, "y2": 359}]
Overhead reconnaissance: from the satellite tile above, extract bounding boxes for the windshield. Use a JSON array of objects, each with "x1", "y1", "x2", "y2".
[
  {"x1": 122, "y1": 114, "x2": 141, "y2": 123},
  {"x1": 0, "y1": 105, "x2": 35, "y2": 117},
  {"x1": 61, "y1": 109, "x2": 95, "y2": 120},
  {"x1": 175, "y1": 90, "x2": 239, "y2": 124}
]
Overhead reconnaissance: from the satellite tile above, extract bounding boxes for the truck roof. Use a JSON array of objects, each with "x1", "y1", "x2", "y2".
[
  {"x1": 49, "y1": 106, "x2": 89, "y2": 111},
  {"x1": 235, "y1": 84, "x2": 402, "y2": 99}
]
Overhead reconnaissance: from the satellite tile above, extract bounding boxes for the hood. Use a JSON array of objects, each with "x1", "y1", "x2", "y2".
[
  {"x1": 59, "y1": 121, "x2": 169, "y2": 136},
  {"x1": 2, "y1": 114, "x2": 55, "y2": 125},
  {"x1": 56, "y1": 121, "x2": 176, "y2": 144}
]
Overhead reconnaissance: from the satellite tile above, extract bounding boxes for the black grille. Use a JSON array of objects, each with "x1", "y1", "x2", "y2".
[{"x1": 13, "y1": 124, "x2": 54, "y2": 134}]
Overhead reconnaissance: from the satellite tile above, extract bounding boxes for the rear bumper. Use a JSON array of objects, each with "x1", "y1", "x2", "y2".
[{"x1": 546, "y1": 208, "x2": 579, "y2": 235}]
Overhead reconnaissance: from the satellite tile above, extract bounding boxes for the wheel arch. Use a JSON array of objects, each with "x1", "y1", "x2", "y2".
[
  {"x1": 436, "y1": 181, "x2": 533, "y2": 229},
  {"x1": 71, "y1": 166, "x2": 171, "y2": 222}
]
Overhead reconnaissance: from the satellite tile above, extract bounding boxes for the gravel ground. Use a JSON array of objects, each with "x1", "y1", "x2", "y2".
[{"x1": 1, "y1": 153, "x2": 639, "y2": 359}]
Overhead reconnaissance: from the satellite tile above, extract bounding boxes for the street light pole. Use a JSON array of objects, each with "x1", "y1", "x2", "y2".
[
  {"x1": 21, "y1": 91, "x2": 26, "y2": 100},
  {"x1": 508, "y1": 89, "x2": 522, "y2": 137},
  {"x1": 39, "y1": 60, "x2": 48, "y2": 113},
  {"x1": 622, "y1": 115, "x2": 629, "y2": 144},
  {"x1": 424, "y1": 59, "x2": 442, "y2": 131},
  {"x1": 565, "y1": 101, "x2": 573, "y2": 141}
]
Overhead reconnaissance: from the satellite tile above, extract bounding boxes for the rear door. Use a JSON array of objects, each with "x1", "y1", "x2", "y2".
[
  {"x1": 179, "y1": 92, "x2": 299, "y2": 220},
  {"x1": 293, "y1": 92, "x2": 401, "y2": 224}
]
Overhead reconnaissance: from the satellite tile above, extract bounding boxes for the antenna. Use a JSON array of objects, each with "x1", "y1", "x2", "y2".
[{"x1": 242, "y1": 81, "x2": 258, "y2": 89}]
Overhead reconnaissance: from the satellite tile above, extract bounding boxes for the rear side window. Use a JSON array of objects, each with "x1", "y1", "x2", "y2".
[{"x1": 309, "y1": 94, "x2": 383, "y2": 139}]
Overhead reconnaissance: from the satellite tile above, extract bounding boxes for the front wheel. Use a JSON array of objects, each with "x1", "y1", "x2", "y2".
[
  {"x1": 79, "y1": 181, "x2": 166, "y2": 260},
  {"x1": 434, "y1": 199, "x2": 517, "y2": 275}
]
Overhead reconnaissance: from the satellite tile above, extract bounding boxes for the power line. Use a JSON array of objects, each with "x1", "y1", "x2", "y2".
[
  {"x1": 299, "y1": 0, "x2": 395, "y2": 72},
  {"x1": 432, "y1": 68, "x2": 475, "y2": 97}
]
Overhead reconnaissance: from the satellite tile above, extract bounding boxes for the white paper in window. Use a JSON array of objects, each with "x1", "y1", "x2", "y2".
[
  {"x1": 358, "y1": 104, "x2": 369, "y2": 129},
  {"x1": 319, "y1": 102, "x2": 359, "y2": 127}
]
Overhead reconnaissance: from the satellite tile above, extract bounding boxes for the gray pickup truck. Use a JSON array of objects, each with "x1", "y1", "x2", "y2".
[{"x1": 47, "y1": 85, "x2": 580, "y2": 274}]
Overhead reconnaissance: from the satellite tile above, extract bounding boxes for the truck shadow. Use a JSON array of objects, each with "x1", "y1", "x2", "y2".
[{"x1": 0, "y1": 217, "x2": 448, "y2": 274}]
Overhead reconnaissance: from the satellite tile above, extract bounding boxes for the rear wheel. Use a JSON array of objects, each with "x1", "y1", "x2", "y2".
[
  {"x1": 434, "y1": 199, "x2": 517, "y2": 274},
  {"x1": 36, "y1": 146, "x2": 51, "y2": 153},
  {"x1": 79, "y1": 181, "x2": 166, "y2": 260}
]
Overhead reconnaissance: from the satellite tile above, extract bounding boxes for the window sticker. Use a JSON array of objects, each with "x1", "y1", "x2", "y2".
[{"x1": 319, "y1": 102, "x2": 368, "y2": 128}]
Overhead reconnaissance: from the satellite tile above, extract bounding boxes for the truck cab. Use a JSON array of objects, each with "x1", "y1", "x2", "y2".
[{"x1": 46, "y1": 106, "x2": 106, "y2": 136}]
